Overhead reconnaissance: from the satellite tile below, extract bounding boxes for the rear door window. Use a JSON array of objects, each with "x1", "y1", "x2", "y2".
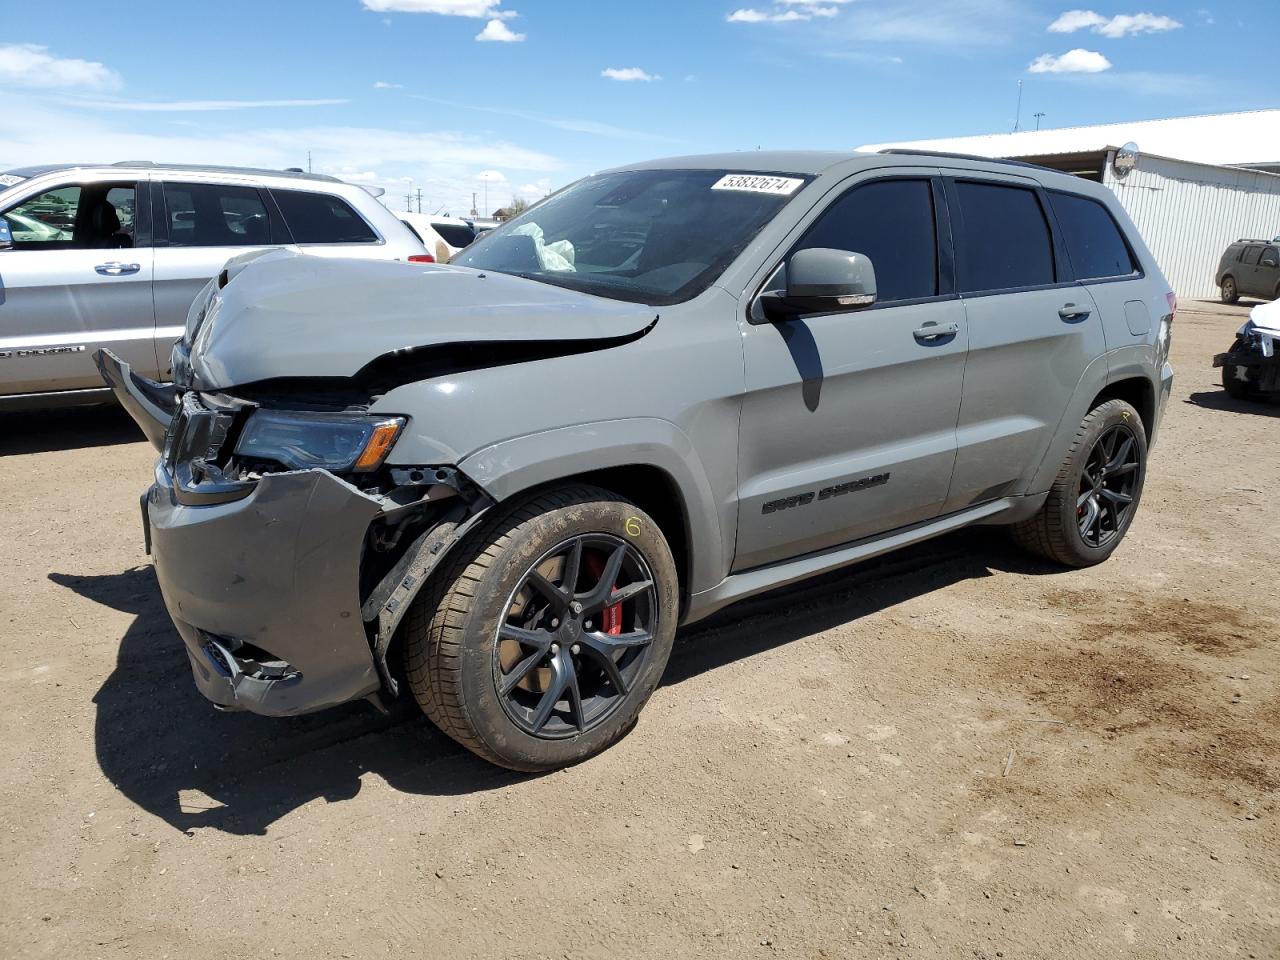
[
  {"x1": 432, "y1": 221, "x2": 476, "y2": 248},
  {"x1": 792, "y1": 178, "x2": 938, "y2": 303},
  {"x1": 271, "y1": 190, "x2": 378, "y2": 244},
  {"x1": 162, "y1": 182, "x2": 275, "y2": 247},
  {"x1": 1047, "y1": 191, "x2": 1137, "y2": 280},
  {"x1": 952, "y1": 180, "x2": 1055, "y2": 293},
  {"x1": 1261, "y1": 247, "x2": 1279, "y2": 268}
]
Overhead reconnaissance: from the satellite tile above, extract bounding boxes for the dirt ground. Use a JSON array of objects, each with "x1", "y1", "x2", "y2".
[{"x1": 0, "y1": 299, "x2": 1276, "y2": 960}]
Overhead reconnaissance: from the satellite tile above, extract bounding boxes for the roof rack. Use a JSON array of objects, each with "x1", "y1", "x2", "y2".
[
  {"x1": 1236, "y1": 237, "x2": 1274, "y2": 244},
  {"x1": 109, "y1": 160, "x2": 340, "y2": 182},
  {"x1": 877, "y1": 148, "x2": 1057, "y2": 173}
]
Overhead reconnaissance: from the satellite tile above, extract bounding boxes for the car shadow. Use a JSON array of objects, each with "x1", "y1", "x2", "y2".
[
  {"x1": 0, "y1": 404, "x2": 146, "y2": 457},
  {"x1": 1185, "y1": 390, "x2": 1279, "y2": 417},
  {"x1": 59, "y1": 527, "x2": 1058, "y2": 836}
]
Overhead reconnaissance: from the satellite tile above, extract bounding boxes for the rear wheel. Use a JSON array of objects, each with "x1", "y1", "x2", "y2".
[
  {"x1": 1013, "y1": 399, "x2": 1147, "y2": 567},
  {"x1": 1220, "y1": 276, "x2": 1239, "y2": 304},
  {"x1": 403, "y1": 484, "x2": 678, "y2": 771}
]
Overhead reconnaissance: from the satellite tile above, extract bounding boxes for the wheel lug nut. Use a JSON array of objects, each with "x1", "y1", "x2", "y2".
[
  {"x1": 571, "y1": 644, "x2": 580, "y2": 655},
  {"x1": 550, "y1": 618, "x2": 559, "y2": 628},
  {"x1": 571, "y1": 602, "x2": 583, "y2": 614},
  {"x1": 584, "y1": 621, "x2": 593, "y2": 630},
  {"x1": 550, "y1": 643, "x2": 559, "y2": 654}
]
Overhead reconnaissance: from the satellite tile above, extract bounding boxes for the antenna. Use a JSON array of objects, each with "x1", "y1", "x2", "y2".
[
  {"x1": 1013, "y1": 80, "x2": 1024, "y2": 132},
  {"x1": 1034, "y1": 111, "x2": 1046, "y2": 131}
]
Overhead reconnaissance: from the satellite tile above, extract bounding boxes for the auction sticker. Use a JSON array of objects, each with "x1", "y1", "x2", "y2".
[
  {"x1": 0, "y1": 174, "x2": 25, "y2": 187},
  {"x1": 711, "y1": 174, "x2": 804, "y2": 196}
]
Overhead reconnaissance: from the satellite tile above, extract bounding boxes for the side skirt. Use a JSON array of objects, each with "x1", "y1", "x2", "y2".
[{"x1": 683, "y1": 495, "x2": 1043, "y2": 625}]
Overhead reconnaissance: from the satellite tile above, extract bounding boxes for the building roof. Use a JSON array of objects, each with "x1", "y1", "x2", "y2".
[{"x1": 859, "y1": 108, "x2": 1280, "y2": 168}]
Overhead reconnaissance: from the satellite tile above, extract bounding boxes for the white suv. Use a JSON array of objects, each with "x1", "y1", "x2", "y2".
[{"x1": 0, "y1": 162, "x2": 427, "y2": 410}]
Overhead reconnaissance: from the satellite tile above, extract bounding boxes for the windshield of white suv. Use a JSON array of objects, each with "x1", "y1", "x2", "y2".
[{"x1": 451, "y1": 169, "x2": 810, "y2": 305}]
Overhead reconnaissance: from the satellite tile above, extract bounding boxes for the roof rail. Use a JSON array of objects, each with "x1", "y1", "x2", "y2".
[
  {"x1": 1236, "y1": 237, "x2": 1273, "y2": 244},
  {"x1": 877, "y1": 148, "x2": 1057, "y2": 173}
]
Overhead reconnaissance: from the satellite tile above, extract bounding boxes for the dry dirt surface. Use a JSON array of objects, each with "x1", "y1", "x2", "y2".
[{"x1": 1, "y1": 300, "x2": 1276, "y2": 960}]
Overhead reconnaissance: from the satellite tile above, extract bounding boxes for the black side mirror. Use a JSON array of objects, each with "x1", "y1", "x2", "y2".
[
  {"x1": 760, "y1": 247, "x2": 877, "y2": 322},
  {"x1": 0, "y1": 217, "x2": 12, "y2": 251}
]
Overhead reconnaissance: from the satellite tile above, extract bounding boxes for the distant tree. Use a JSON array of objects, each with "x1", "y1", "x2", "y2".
[{"x1": 497, "y1": 197, "x2": 530, "y2": 221}]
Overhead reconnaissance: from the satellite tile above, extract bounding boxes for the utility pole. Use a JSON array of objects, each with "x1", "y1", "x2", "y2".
[
  {"x1": 415, "y1": 188, "x2": 423, "y2": 214},
  {"x1": 1034, "y1": 111, "x2": 1046, "y2": 131},
  {"x1": 471, "y1": 192, "x2": 478, "y2": 217},
  {"x1": 483, "y1": 182, "x2": 489, "y2": 217},
  {"x1": 1013, "y1": 80, "x2": 1024, "y2": 132},
  {"x1": 307, "y1": 151, "x2": 312, "y2": 173},
  {"x1": 405, "y1": 190, "x2": 413, "y2": 212}
]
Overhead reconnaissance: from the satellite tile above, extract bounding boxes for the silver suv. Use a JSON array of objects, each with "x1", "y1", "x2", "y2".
[
  {"x1": 102, "y1": 150, "x2": 1175, "y2": 771},
  {"x1": 0, "y1": 162, "x2": 425, "y2": 410}
]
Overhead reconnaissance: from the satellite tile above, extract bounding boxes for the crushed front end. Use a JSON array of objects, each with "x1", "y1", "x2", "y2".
[
  {"x1": 1214, "y1": 314, "x2": 1280, "y2": 400},
  {"x1": 99, "y1": 350, "x2": 488, "y2": 718}
]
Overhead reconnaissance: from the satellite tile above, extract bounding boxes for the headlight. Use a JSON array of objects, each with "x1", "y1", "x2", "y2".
[{"x1": 235, "y1": 411, "x2": 405, "y2": 473}]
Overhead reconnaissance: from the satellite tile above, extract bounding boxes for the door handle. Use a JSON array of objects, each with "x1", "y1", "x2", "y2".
[
  {"x1": 1059, "y1": 303, "x2": 1091, "y2": 322},
  {"x1": 913, "y1": 321, "x2": 959, "y2": 342},
  {"x1": 95, "y1": 262, "x2": 141, "y2": 276}
]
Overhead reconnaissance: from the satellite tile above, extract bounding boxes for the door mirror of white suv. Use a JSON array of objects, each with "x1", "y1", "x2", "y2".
[{"x1": 762, "y1": 247, "x2": 877, "y2": 321}]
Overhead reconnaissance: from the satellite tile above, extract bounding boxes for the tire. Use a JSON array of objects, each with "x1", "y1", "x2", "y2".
[
  {"x1": 1222, "y1": 361, "x2": 1253, "y2": 400},
  {"x1": 403, "y1": 484, "x2": 679, "y2": 772},
  {"x1": 1012, "y1": 399, "x2": 1148, "y2": 568},
  {"x1": 1220, "y1": 276, "x2": 1238, "y2": 304}
]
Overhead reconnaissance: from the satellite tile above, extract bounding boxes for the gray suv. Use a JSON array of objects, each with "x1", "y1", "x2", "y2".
[
  {"x1": 0, "y1": 162, "x2": 425, "y2": 411},
  {"x1": 1217, "y1": 238, "x2": 1280, "y2": 304},
  {"x1": 101, "y1": 150, "x2": 1175, "y2": 771}
]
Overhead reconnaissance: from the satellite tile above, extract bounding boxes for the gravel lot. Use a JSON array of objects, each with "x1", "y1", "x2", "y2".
[{"x1": 1, "y1": 299, "x2": 1276, "y2": 960}]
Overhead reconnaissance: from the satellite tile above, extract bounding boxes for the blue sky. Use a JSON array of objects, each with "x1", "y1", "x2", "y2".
[{"x1": 1, "y1": 0, "x2": 1275, "y2": 215}]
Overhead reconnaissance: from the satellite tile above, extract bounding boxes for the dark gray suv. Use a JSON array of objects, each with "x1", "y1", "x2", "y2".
[
  {"x1": 101, "y1": 150, "x2": 1176, "y2": 771},
  {"x1": 1217, "y1": 238, "x2": 1280, "y2": 304}
]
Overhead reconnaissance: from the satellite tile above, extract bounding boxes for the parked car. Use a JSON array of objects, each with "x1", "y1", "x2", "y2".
[
  {"x1": 100, "y1": 150, "x2": 1175, "y2": 771},
  {"x1": 1214, "y1": 299, "x2": 1280, "y2": 401},
  {"x1": 0, "y1": 162, "x2": 428, "y2": 411},
  {"x1": 394, "y1": 212, "x2": 477, "y2": 261},
  {"x1": 1216, "y1": 238, "x2": 1280, "y2": 304}
]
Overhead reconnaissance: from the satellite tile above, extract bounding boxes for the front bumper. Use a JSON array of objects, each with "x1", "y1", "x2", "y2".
[{"x1": 146, "y1": 460, "x2": 385, "y2": 717}]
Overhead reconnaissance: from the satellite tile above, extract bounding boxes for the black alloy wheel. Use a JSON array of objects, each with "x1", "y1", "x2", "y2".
[
  {"x1": 494, "y1": 534, "x2": 658, "y2": 739},
  {"x1": 1076, "y1": 423, "x2": 1142, "y2": 549}
]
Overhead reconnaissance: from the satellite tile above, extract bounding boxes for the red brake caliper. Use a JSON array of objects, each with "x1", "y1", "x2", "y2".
[{"x1": 583, "y1": 552, "x2": 623, "y2": 635}]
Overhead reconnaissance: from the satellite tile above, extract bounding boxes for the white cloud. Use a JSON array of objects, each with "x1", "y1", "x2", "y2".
[
  {"x1": 362, "y1": 0, "x2": 514, "y2": 17},
  {"x1": 475, "y1": 169, "x2": 507, "y2": 183},
  {"x1": 475, "y1": 18, "x2": 525, "y2": 41},
  {"x1": 1048, "y1": 9, "x2": 1182, "y2": 37},
  {"x1": 69, "y1": 97, "x2": 349, "y2": 111},
  {"x1": 413, "y1": 94, "x2": 678, "y2": 142},
  {"x1": 1028, "y1": 48, "x2": 1112, "y2": 72},
  {"x1": 0, "y1": 44, "x2": 121, "y2": 90},
  {"x1": 373, "y1": 81, "x2": 403, "y2": 89},
  {"x1": 728, "y1": 0, "x2": 849, "y2": 22},
  {"x1": 815, "y1": 0, "x2": 1028, "y2": 45},
  {"x1": 601, "y1": 67, "x2": 660, "y2": 82}
]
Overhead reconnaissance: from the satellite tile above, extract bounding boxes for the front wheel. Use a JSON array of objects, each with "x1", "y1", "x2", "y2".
[
  {"x1": 1013, "y1": 399, "x2": 1148, "y2": 567},
  {"x1": 403, "y1": 484, "x2": 679, "y2": 771}
]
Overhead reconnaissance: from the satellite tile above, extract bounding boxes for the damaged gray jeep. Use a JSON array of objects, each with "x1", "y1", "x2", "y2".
[{"x1": 101, "y1": 152, "x2": 1174, "y2": 771}]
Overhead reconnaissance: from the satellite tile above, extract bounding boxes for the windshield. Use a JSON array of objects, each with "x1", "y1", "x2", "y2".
[{"x1": 451, "y1": 169, "x2": 809, "y2": 305}]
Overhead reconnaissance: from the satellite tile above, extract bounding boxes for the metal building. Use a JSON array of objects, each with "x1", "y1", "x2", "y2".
[{"x1": 861, "y1": 109, "x2": 1280, "y2": 299}]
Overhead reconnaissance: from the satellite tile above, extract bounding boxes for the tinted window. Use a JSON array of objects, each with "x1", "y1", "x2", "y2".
[
  {"x1": 433, "y1": 222, "x2": 476, "y2": 248},
  {"x1": 793, "y1": 178, "x2": 937, "y2": 303},
  {"x1": 954, "y1": 181, "x2": 1054, "y2": 292},
  {"x1": 163, "y1": 182, "x2": 272, "y2": 247},
  {"x1": 453, "y1": 169, "x2": 806, "y2": 306},
  {"x1": 272, "y1": 190, "x2": 378, "y2": 244},
  {"x1": 1262, "y1": 247, "x2": 1279, "y2": 267},
  {"x1": 2, "y1": 183, "x2": 136, "y2": 250},
  {"x1": 1048, "y1": 191, "x2": 1137, "y2": 280},
  {"x1": 1241, "y1": 246, "x2": 1262, "y2": 266}
]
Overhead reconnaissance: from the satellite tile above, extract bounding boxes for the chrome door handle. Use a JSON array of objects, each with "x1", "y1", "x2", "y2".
[
  {"x1": 1059, "y1": 303, "x2": 1091, "y2": 322},
  {"x1": 913, "y1": 321, "x2": 959, "y2": 342},
  {"x1": 95, "y1": 262, "x2": 141, "y2": 276}
]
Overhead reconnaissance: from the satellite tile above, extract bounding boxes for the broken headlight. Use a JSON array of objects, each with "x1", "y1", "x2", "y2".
[{"x1": 234, "y1": 411, "x2": 405, "y2": 473}]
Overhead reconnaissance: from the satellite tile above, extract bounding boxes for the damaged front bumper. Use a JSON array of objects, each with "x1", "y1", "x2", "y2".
[{"x1": 97, "y1": 348, "x2": 485, "y2": 718}]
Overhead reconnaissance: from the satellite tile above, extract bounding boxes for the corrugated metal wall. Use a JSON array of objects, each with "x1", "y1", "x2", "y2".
[{"x1": 1103, "y1": 152, "x2": 1280, "y2": 300}]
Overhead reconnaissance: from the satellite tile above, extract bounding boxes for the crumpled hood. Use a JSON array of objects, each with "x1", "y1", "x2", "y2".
[{"x1": 189, "y1": 251, "x2": 657, "y2": 391}]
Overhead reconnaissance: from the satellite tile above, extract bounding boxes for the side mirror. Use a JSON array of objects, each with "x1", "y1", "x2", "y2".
[
  {"x1": 0, "y1": 217, "x2": 12, "y2": 251},
  {"x1": 760, "y1": 247, "x2": 876, "y2": 322}
]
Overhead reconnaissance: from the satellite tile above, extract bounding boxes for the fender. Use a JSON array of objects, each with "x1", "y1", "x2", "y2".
[{"x1": 457, "y1": 418, "x2": 729, "y2": 600}]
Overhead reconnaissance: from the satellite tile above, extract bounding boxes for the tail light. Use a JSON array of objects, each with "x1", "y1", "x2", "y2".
[
  {"x1": 1159, "y1": 291, "x2": 1175, "y2": 363},
  {"x1": 1165, "y1": 291, "x2": 1177, "y2": 320},
  {"x1": 407, "y1": 254, "x2": 435, "y2": 264}
]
